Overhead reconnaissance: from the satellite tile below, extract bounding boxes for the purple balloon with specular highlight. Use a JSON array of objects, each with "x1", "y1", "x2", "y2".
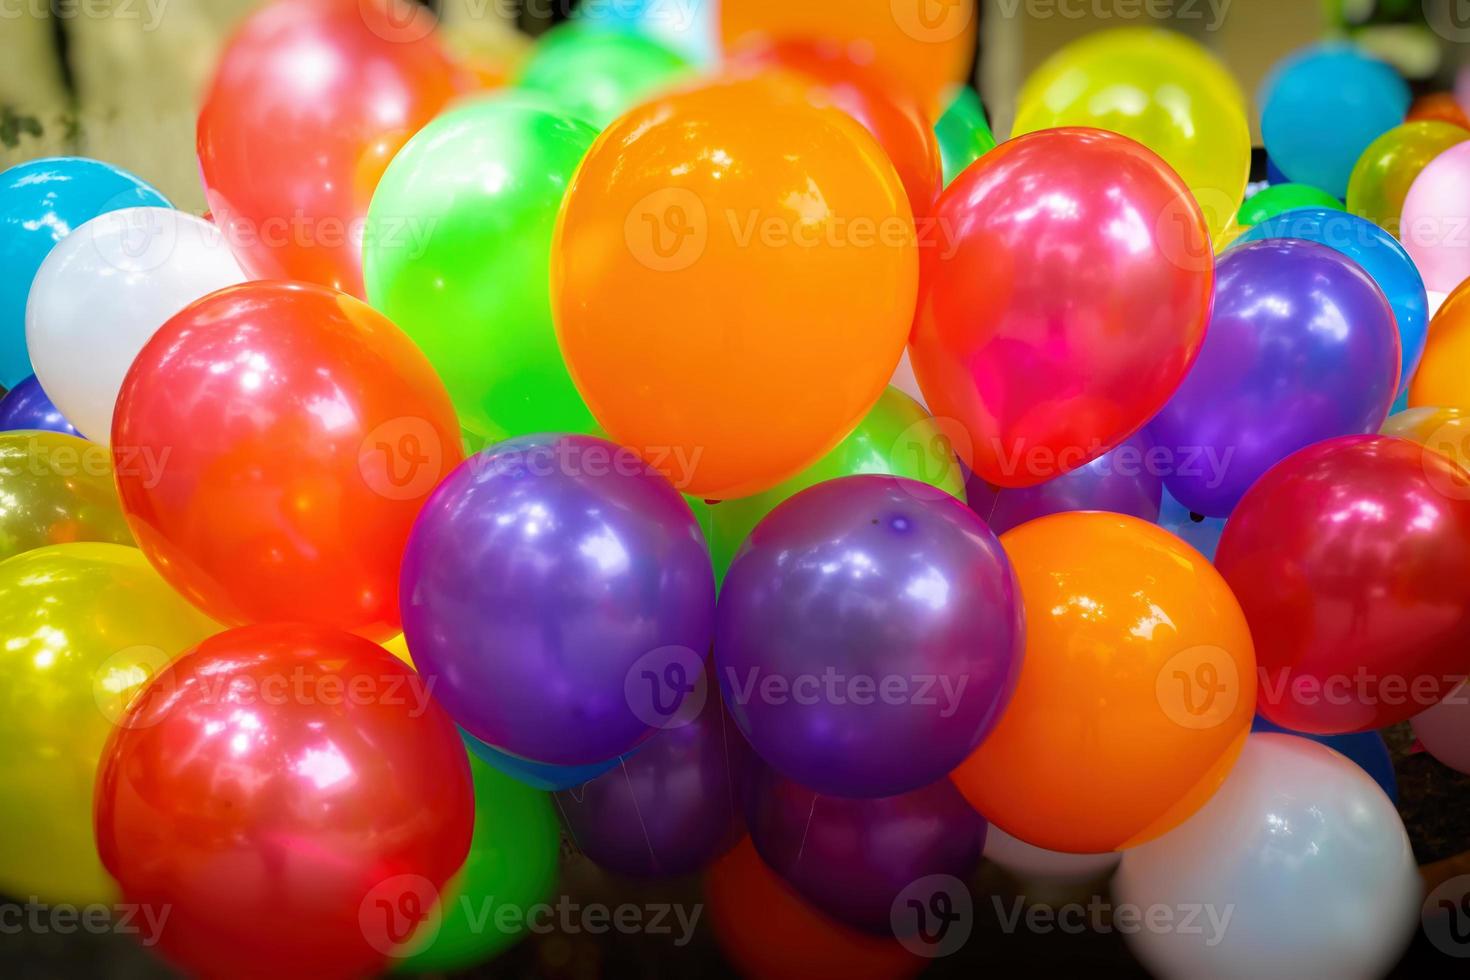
[
  {"x1": 715, "y1": 474, "x2": 1024, "y2": 799},
  {"x1": 746, "y1": 764, "x2": 986, "y2": 935},
  {"x1": 555, "y1": 666, "x2": 750, "y2": 878},
  {"x1": 966, "y1": 429, "x2": 1162, "y2": 535},
  {"x1": 1149, "y1": 239, "x2": 1399, "y2": 517},
  {"x1": 401, "y1": 433, "x2": 716, "y2": 766},
  {"x1": 0, "y1": 375, "x2": 80, "y2": 435}
]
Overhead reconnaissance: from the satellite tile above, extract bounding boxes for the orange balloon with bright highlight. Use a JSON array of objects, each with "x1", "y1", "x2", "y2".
[
  {"x1": 952, "y1": 512, "x2": 1256, "y2": 854},
  {"x1": 552, "y1": 76, "x2": 918, "y2": 499},
  {"x1": 1410, "y1": 281, "x2": 1470, "y2": 412},
  {"x1": 719, "y1": 0, "x2": 976, "y2": 114}
]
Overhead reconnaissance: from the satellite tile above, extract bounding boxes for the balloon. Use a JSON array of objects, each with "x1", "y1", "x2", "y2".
[
  {"x1": 934, "y1": 86, "x2": 995, "y2": 188},
  {"x1": 705, "y1": 837, "x2": 923, "y2": 980},
  {"x1": 709, "y1": 387, "x2": 965, "y2": 583},
  {"x1": 0, "y1": 157, "x2": 169, "y2": 386},
  {"x1": 0, "y1": 375, "x2": 80, "y2": 435},
  {"x1": 746, "y1": 767, "x2": 985, "y2": 935},
  {"x1": 910, "y1": 127, "x2": 1213, "y2": 489},
  {"x1": 574, "y1": 0, "x2": 717, "y2": 66},
  {"x1": 718, "y1": 0, "x2": 976, "y2": 114},
  {"x1": 401, "y1": 433, "x2": 715, "y2": 766},
  {"x1": 0, "y1": 543, "x2": 217, "y2": 904},
  {"x1": 952, "y1": 513, "x2": 1256, "y2": 853},
  {"x1": 1250, "y1": 715, "x2": 1397, "y2": 803},
  {"x1": 552, "y1": 76, "x2": 916, "y2": 499},
  {"x1": 515, "y1": 24, "x2": 692, "y2": 128},
  {"x1": 1260, "y1": 45, "x2": 1410, "y2": 199},
  {"x1": 0, "y1": 430, "x2": 132, "y2": 559},
  {"x1": 555, "y1": 669, "x2": 749, "y2": 877},
  {"x1": 1403, "y1": 142, "x2": 1470, "y2": 295},
  {"x1": 1347, "y1": 121, "x2": 1468, "y2": 239},
  {"x1": 1236, "y1": 208, "x2": 1427, "y2": 395},
  {"x1": 1155, "y1": 486, "x2": 1226, "y2": 563},
  {"x1": 197, "y1": 0, "x2": 463, "y2": 296},
  {"x1": 1382, "y1": 405, "x2": 1470, "y2": 471},
  {"x1": 734, "y1": 40, "x2": 941, "y2": 215},
  {"x1": 365, "y1": 96, "x2": 599, "y2": 442},
  {"x1": 1410, "y1": 279, "x2": 1470, "y2": 408},
  {"x1": 716, "y1": 475, "x2": 1023, "y2": 798},
  {"x1": 1407, "y1": 91, "x2": 1470, "y2": 130},
  {"x1": 26, "y1": 207, "x2": 247, "y2": 443},
  {"x1": 1216, "y1": 435, "x2": 1470, "y2": 733},
  {"x1": 1113, "y1": 734, "x2": 1419, "y2": 980},
  {"x1": 1236, "y1": 183, "x2": 1342, "y2": 227},
  {"x1": 1148, "y1": 239, "x2": 1399, "y2": 517},
  {"x1": 112, "y1": 280, "x2": 462, "y2": 640},
  {"x1": 982, "y1": 826, "x2": 1119, "y2": 886},
  {"x1": 1411, "y1": 681, "x2": 1470, "y2": 775},
  {"x1": 1013, "y1": 29, "x2": 1250, "y2": 242},
  {"x1": 393, "y1": 751, "x2": 560, "y2": 973},
  {"x1": 465, "y1": 731, "x2": 626, "y2": 792},
  {"x1": 966, "y1": 428, "x2": 1162, "y2": 536}
]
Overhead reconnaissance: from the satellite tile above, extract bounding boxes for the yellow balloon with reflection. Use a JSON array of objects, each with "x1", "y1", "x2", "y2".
[
  {"x1": 384, "y1": 632, "x2": 414, "y2": 667},
  {"x1": 1383, "y1": 406, "x2": 1470, "y2": 469},
  {"x1": 0, "y1": 543, "x2": 219, "y2": 903},
  {"x1": 1347, "y1": 121, "x2": 1469, "y2": 239},
  {"x1": 1013, "y1": 28, "x2": 1250, "y2": 244},
  {"x1": 0, "y1": 430, "x2": 133, "y2": 560}
]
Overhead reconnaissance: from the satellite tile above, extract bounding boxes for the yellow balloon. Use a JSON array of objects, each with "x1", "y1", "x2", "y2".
[
  {"x1": 1346, "y1": 121, "x2": 1469, "y2": 239},
  {"x1": 0, "y1": 431, "x2": 133, "y2": 560},
  {"x1": 1013, "y1": 28, "x2": 1251, "y2": 244},
  {"x1": 1383, "y1": 405, "x2": 1470, "y2": 468},
  {"x1": 383, "y1": 632, "x2": 414, "y2": 667},
  {"x1": 0, "y1": 543, "x2": 219, "y2": 903}
]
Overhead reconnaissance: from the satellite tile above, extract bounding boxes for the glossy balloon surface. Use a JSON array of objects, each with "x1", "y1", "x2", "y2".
[
  {"x1": 0, "y1": 431, "x2": 133, "y2": 560},
  {"x1": 515, "y1": 24, "x2": 692, "y2": 128},
  {"x1": 1409, "y1": 271, "x2": 1470, "y2": 410},
  {"x1": 1347, "y1": 120, "x2": 1467, "y2": 239},
  {"x1": 0, "y1": 375, "x2": 80, "y2": 436},
  {"x1": 1236, "y1": 183, "x2": 1341, "y2": 227},
  {"x1": 934, "y1": 86, "x2": 995, "y2": 187}
]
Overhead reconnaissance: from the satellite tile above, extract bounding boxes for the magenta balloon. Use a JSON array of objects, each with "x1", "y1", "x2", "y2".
[
  {"x1": 714, "y1": 475, "x2": 1023, "y2": 798},
  {"x1": 401, "y1": 433, "x2": 716, "y2": 765}
]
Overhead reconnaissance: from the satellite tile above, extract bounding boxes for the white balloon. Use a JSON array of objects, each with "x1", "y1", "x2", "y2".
[
  {"x1": 25, "y1": 207, "x2": 246, "y2": 442},
  {"x1": 1411, "y1": 681, "x2": 1470, "y2": 775},
  {"x1": 1113, "y1": 733, "x2": 1419, "y2": 980},
  {"x1": 983, "y1": 824, "x2": 1120, "y2": 884}
]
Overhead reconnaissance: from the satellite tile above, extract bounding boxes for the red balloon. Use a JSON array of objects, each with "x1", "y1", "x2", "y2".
[
  {"x1": 198, "y1": 0, "x2": 464, "y2": 296},
  {"x1": 910, "y1": 127, "x2": 1213, "y2": 488},
  {"x1": 112, "y1": 280, "x2": 463, "y2": 640},
  {"x1": 94, "y1": 624, "x2": 474, "y2": 979},
  {"x1": 1216, "y1": 435, "x2": 1470, "y2": 733},
  {"x1": 734, "y1": 40, "x2": 942, "y2": 216}
]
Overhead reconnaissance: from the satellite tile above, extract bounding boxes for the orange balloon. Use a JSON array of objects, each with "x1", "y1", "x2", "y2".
[
  {"x1": 719, "y1": 0, "x2": 975, "y2": 115},
  {"x1": 552, "y1": 76, "x2": 917, "y2": 499},
  {"x1": 1408, "y1": 92, "x2": 1470, "y2": 131},
  {"x1": 952, "y1": 513, "x2": 1256, "y2": 854},
  {"x1": 1410, "y1": 280, "x2": 1470, "y2": 411},
  {"x1": 704, "y1": 837, "x2": 923, "y2": 980}
]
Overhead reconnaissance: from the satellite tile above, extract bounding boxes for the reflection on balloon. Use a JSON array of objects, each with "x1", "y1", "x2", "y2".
[
  {"x1": 1250, "y1": 715, "x2": 1397, "y2": 803},
  {"x1": 1235, "y1": 183, "x2": 1341, "y2": 227},
  {"x1": 1401, "y1": 141, "x2": 1470, "y2": 293},
  {"x1": 1346, "y1": 121, "x2": 1467, "y2": 239},
  {"x1": 0, "y1": 431, "x2": 133, "y2": 560},
  {"x1": 1410, "y1": 681, "x2": 1470, "y2": 776},
  {"x1": 934, "y1": 86, "x2": 996, "y2": 188},
  {"x1": 515, "y1": 24, "x2": 692, "y2": 128},
  {"x1": 0, "y1": 375, "x2": 80, "y2": 436}
]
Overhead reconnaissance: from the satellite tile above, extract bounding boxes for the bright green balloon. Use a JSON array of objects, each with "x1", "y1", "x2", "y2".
[
  {"x1": 515, "y1": 25, "x2": 693, "y2": 129},
  {"x1": 395, "y1": 750, "x2": 561, "y2": 973},
  {"x1": 934, "y1": 86, "x2": 996, "y2": 187},
  {"x1": 1236, "y1": 183, "x2": 1344, "y2": 227},
  {"x1": 364, "y1": 95, "x2": 599, "y2": 443},
  {"x1": 709, "y1": 387, "x2": 967, "y2": 583}
]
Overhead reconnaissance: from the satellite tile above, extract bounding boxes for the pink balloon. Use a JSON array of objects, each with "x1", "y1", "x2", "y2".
[
  {"x1": 1410, "y1": 683, "x2": 1470, "y2": 775},
  {"x1": 1401, "y1": 140, "x2": 1470, "y2": 293}
]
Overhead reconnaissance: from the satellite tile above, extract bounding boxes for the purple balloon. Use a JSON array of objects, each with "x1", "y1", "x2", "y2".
[
  {"x1": 1149, "y1": 239, "x2": 1399, "y2": 517},
  {"x1": 555, "y1": 665, "x2": 750, "y2": 878},
  {"x1": 715, "y1": 475, "x2": 1023, "y2": 799},
  {"x1": 401, "y1": 433, "x2": 716, "y2": 766},
  {"x1": 0, "y1": 375, "x2": 80, "y2": 436},
  {"x1": 746, "y1": 764, "x2": 986, "y2": 935},
  {"x1": 966, "y1": 429, "x2": 1162, "y2": 535}
]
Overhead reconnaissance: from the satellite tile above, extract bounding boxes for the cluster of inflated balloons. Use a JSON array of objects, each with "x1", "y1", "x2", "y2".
[{"x1": 2, "y1": 0, "x2": 1470, "y2": 976}]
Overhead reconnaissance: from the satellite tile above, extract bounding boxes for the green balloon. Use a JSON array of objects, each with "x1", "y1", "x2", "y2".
[
  {"x1": 709, "y1": 387, "x2": 967, "y2": 584},
  {"x1": 515, "y1": 25, "x2": 693, "y2": 129},
  {"x1": 1236, "y1": 183, "x2": 1343, "y2": 227},
  {"x1": 934, "y1": 87, "x2": 997, "y2": 188},
  {"x1": 364, "y1": 94, "x2": 599, "y2": 443},
  {"x1": 395, "y1": 752, "x2": 561, "y2": 973}
]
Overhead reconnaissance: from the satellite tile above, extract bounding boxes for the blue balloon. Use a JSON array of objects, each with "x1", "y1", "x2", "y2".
[
  {"x1": 462, "y1": 729, "x2": 628, "y2": 792},
  {"x1": 0, "y1": 157, "x2": 170, "y2": 387},
  {"x1": 1260, "y1": 45, "x2": 1409, "y2": 198},
  {"x1": 1251, "y1": 715, "x2": 1397, "y2": 804},
  {"x1": 1156, "y1": 486, "x2": 1225, "y2": 561},
  {"x1": 1265, "y1": 155, "x2": 1290, "y2": 186},
  {"x1": 0, "y1": 375, "x2": 80, "y2": 436},
  {"x1": 575, "y1": 0, "x2": 715, "y2": 64},
  {"x1": 1236, "y1": 208, "x2": 1428, "y2": 395}
]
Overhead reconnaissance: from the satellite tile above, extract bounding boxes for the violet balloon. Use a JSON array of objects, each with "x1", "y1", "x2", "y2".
[
  {"x1": 0, "y1": 375, "x2": 80, "y2": 436},
  {"x1": 555, "y1": 667, "x2": 750, "y2": 878},
  {"x1": 966, "y1": 429, "x2": 1162, "y2": 535},
  {"x1": 746, "y1": 765, "x2": 986, "y2": 935},
  {"x1": 1149, "y1": 239, "x2": 1399, "y2": 517},
  {"x1": 715, "y1": 475, "x2": 1024, "y2": 798},
  {"x1": 401, "y1": 434, "x2": 716, "y2": 766}
]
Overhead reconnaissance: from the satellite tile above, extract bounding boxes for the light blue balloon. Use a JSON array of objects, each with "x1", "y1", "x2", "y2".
[
  {"x1": 576, "y1": 0, "x2": 716, "y2": 65},
  {"x1": 1236, "y1": 207, "x2": 1427, "y2": 396},
  {"x1": 1260, "y1": 45, "x2": 1409, "y2": 199},
  {"x1": 1156, "y1": 486, "x2": 1225, "y2": 562},
  {"x1": 0, "y1": 157, "x2": 170, "y2": 387},
  {"x1": 461, "y1": 729, "x2": 628, "y2": 791}
]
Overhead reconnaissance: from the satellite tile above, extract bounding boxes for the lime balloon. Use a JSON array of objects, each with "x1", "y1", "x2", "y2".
[
  {"x1": 1237, "y1": 183, "x2": 1343, "y2": 227},
  {"x1": 365, "y1": 95, "x2": 600, "y2": 443},
  {"x1": 1347, "y1": 120, "x2": 1469, "y2": 238},
  {"x1": 515, "y1": 24, "x2": 693, "y2": 128},
  {"x1": 0, "y1": 430, "x2": 132, "y2": 560},
  {"x1": 395, "y1": 750, "x2": 561, "y2": 972},
  {"x1": 709, "y1": 387, "x2": 966, "y2": 582},
  {"x1": 935, "y1": 86, "x2": 997, "y2": 187}
]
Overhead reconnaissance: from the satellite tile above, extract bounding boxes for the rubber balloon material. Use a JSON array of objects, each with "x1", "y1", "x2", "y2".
[
  {"x1": 0, "y1": 375, "x2": 80, "y2": 436},
  {"x1": 1347, "y1": 121, "x2": 1467, "y2": 240},
  {"x1": 515, "y1": 23, "x2": 692, "y2": 128},
  {"x1": 0, "y1": 431, "x2": 133, "y2": 560}
]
